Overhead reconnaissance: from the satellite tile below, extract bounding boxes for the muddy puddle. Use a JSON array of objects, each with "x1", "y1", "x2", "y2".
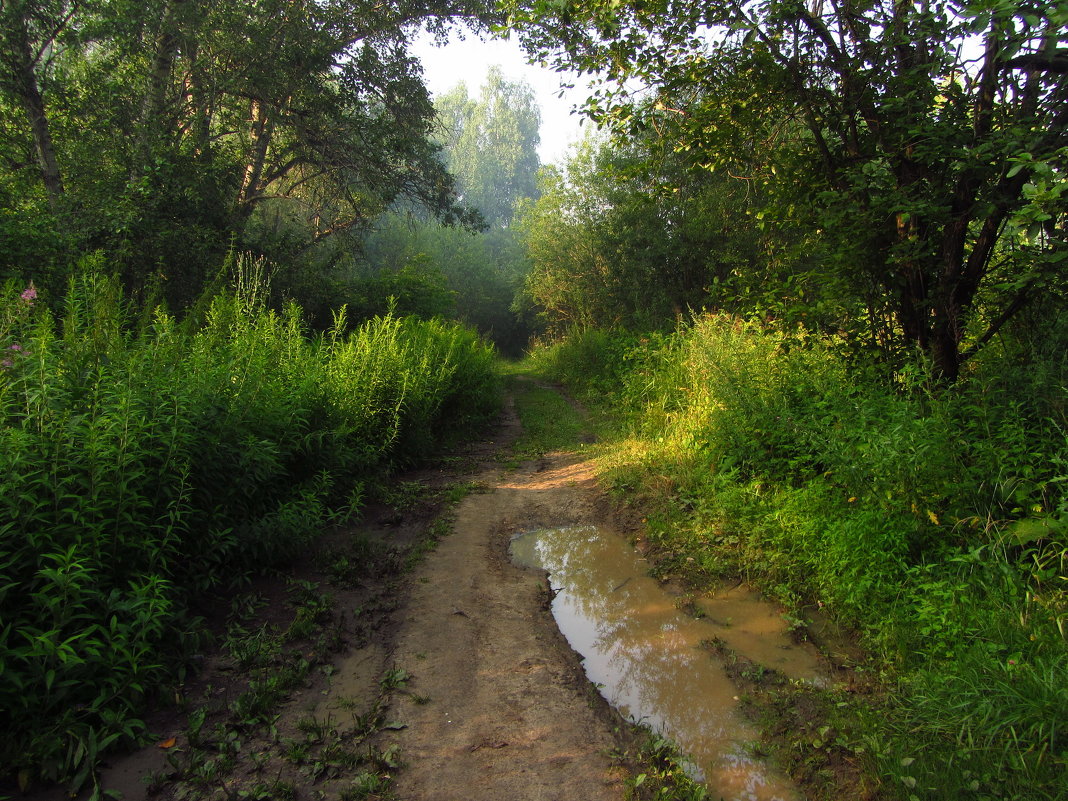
[{"x1": 511, "y1": 525, "x2": 825, "y2": 801}]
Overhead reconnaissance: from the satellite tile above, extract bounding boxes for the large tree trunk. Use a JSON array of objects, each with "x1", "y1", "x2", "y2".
[
  {"x1": 5, "y1": 12, "x2": 64, "y2": 207},
  {"x1": 20, "y1": 62, "x2": 63, "y2": 204},
  {"x1": 131, "y1": 0, "x2": 186, "y2": 183},
  {"x1": 234, "y1": 99, "x2": 275, "y2": 226},
  {"x1": 929, "y1": 304, "x2": 962, "y2": 382}
]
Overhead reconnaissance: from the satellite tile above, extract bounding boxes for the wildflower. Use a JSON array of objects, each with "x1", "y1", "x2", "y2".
[
  {"x1": 20, "y1": 283, "x2": 37, "y2": 303},
  {"x1": 1, "y1": 343, "x2": 22, "y2": 369}
]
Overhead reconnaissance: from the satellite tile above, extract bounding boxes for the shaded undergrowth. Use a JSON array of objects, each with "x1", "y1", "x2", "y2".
[
  {"x1": 148, "y1": 487, "x2": 459, "y2": 801},
  {"x1": 0, "y1": 267, "x2": 500, "y2": 796},
  {"x1": 504, "y1": 372, "x2": 592, "y2": 463}
]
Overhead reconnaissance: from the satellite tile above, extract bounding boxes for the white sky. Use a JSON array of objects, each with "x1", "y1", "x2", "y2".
[{"x1": 411, "y1": 30, "x2": 593, "y2": 165}]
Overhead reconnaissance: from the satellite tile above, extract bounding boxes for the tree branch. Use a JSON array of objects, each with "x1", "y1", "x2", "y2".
[{"x1": 1004, "y1": 51, "x2": 1068, "y2": 74}]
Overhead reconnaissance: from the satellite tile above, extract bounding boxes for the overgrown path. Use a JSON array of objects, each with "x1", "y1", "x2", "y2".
[
  {"x1": 23, "y1": 380, "x2": 636, "y2": 801},
  {"x1": 28, "y1": 378, "x2": 821, "y2": 801}
]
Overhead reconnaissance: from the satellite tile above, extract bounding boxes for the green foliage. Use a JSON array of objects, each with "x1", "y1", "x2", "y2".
[
  {"x1": 434, "y1": 66, "x2": 542, "y2": 226},
  {"x1": 517, "y1": 135, "x2": 770, "y2": 336},
  {"x1": 340, "y1": 65, "x2": 545, "y2": 354},
  {"x1": 624, "y1": 733, "x2": 708, "y2": 801},
  {"x1": 509, "y1": 378, "x2": 588, "y2": 459},
  {"x1": 525, "y1": 326, "x2": 641, "y2": 399},
  {"x1": 0, "y1": 0, "x2": 493, "y2": 308},
  {"x1": 0, "y1": 267, "x2": 500, "y2": 793},
  {"x1": 359, "y1": 212, "x2": 532, "y2": 354},
  {"x1": 876, "y1": 552, "x2": 1068, "y2": 800},
  {"x1": 509, "y1": 0, "x2": 1068, "y2": 379},
  {"x1": 534, "y1": 317, "x2": 1068, "y2": 799}
]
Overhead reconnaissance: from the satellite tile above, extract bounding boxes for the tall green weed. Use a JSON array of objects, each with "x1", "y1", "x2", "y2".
[
  {"x1": 526, "y1": 326, "x2": 644, "y2": 399},
  {"x1": 0, "y1": 266, "x2": 499, "y2": 795}
]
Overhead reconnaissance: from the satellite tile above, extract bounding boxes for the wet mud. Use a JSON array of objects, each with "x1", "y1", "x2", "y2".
[{"x1": 512, "y1": 524, "x2": 828, "y2": 801}]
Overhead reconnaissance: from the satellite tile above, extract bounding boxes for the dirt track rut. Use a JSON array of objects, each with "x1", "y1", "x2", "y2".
[{"x1": 381, "y1": 434, "x2": 630, "y2": 800}]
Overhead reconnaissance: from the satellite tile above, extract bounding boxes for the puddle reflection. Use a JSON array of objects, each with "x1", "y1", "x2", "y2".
[{"x1": 511, "y1": 525, "x2": 802, "y2": 801}]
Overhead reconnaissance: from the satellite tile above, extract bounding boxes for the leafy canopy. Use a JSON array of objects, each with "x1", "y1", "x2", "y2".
[
  {"x1": 506, "y1": 0, "x2": 1068, "y2": 378},
  {"x1": 0, "y1": 0, "x2": 497, "y2": 305},
  {"x1": 435, "y1": 65, "x2": 542, "y2": 225}
]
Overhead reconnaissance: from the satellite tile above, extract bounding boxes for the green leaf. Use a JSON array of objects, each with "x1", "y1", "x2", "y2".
[{"x1": 1010, "y1": 517, "x2": 1061, "y2": 545}]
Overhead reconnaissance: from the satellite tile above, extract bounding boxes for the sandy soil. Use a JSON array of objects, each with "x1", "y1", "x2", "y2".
[{"x1": 379, "y1": 440, "x2": 632, "y2": 800}]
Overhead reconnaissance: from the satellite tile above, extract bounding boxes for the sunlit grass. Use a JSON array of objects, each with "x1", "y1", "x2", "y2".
[{"x1": 528, "y1": 316, "x2": 1068, "y2": 800}]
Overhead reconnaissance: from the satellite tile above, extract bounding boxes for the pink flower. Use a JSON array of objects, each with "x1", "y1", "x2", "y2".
[
  {"x1": 3, "y1": 344, "x2": 27, "y2": 366},
  {"x1": 20, "y1": 283, "x2": 36, "y2": 303}
]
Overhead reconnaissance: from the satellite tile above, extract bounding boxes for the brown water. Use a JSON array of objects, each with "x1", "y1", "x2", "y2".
[{"x1": 511, "y1": 525, "x2": 822, "y2": 801}]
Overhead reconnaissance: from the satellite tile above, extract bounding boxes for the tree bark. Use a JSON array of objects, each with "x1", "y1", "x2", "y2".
[
  {"x1": 131, "y1": 0, "x2": 186, "y2": 183},
  {"x1": 234, "y1": 99, "x2": 275, "y2": 225},
  {"x1": 19, "y1": 57, "x2": 63, "y2": 204},
  {"x1": 3, "y1": 10, "x2": 65, "y2": 206}
]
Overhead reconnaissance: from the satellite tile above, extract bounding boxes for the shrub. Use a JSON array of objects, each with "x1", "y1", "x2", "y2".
[
  {"x1": 0, "y1": 264, "x2": 500, "y2": 794},
  {"x1": 538, "y1": 313, "x2": 1068, "y2": 799}
]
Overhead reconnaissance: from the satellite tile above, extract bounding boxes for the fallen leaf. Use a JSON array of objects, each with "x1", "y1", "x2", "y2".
[{"x1": 158, "y1": 737, "x2": 177, "y2": 749}]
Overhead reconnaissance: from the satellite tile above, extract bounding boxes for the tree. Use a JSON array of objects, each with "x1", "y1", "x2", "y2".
[
  {"x1": 359, "y1": 210, "x2": 532, "y2": 352},
  {"x1": 434, "y1": 65, "x2": 541, "y2": 225},
  {"x1": 508, "y1": 0, "x2": 1068, "y2": 379},
  {"x1": 0, "y1": 0, "x2": 86, "y2": 210},
  {"x1": 0, "y1": 0, "x2": 495, "y2": 305},
  {"x1": 517, "y1": 131, "x2": 775, "y2": 333},
  {"x1": 342, "y1": 67, "x2": 543, "y2": 350}
]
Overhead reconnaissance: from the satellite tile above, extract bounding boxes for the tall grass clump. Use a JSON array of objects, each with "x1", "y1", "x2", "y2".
[
  {"x1": 534, "y1": 313, "x2": 1067, "y2": 799},
  {"x1": 0, "y1": 264, "x2": 499, "y2": 795},
  {"x1": 525, "y1": 326, "x2": 644, "y2": 398}
]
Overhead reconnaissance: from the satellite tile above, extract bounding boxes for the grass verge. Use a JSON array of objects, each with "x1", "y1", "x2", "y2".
[
  {"x1": 506, "y1": 373, "x2": 591, "y2": 462},
  {"x1": 526, "y1": 320, "x2": 1068, "y2": 801}
]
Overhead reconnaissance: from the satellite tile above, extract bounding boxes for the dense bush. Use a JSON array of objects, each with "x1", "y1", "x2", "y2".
[
  {"x1": 525, "y1": 326, "x2": 644, "y2": 398},
  {"x1": 0, "y1": 268, "x2": 500, "y2": 794},
  {"x1": 531, "y1": 316, "x2": 1068, "y2": 800}
]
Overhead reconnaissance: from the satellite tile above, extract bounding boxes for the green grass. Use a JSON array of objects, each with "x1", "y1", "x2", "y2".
[
  {"x1": 621, "y1": 733, "x2": 710, "y2": 801},
  {"x1": 508, "y1": 376, "x2": 590, "y2": 460},
  {"x1": 161, "y1": 585, "x2": 402, "y2": 801},
  {"x1": 529, "y1": 316, "x2": 1068, "y2": 800}
]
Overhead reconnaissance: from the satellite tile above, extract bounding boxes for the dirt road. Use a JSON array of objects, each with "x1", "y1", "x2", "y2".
[
  {"x1": 381, "y1": 449, "x2": 631, "y2": 800},
  {"x1": 59, "y1": 389, "x2": 632, "y2": 801},
  {"x1": 17, "y1": 382, "x2": 854, "y2": 801}
]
